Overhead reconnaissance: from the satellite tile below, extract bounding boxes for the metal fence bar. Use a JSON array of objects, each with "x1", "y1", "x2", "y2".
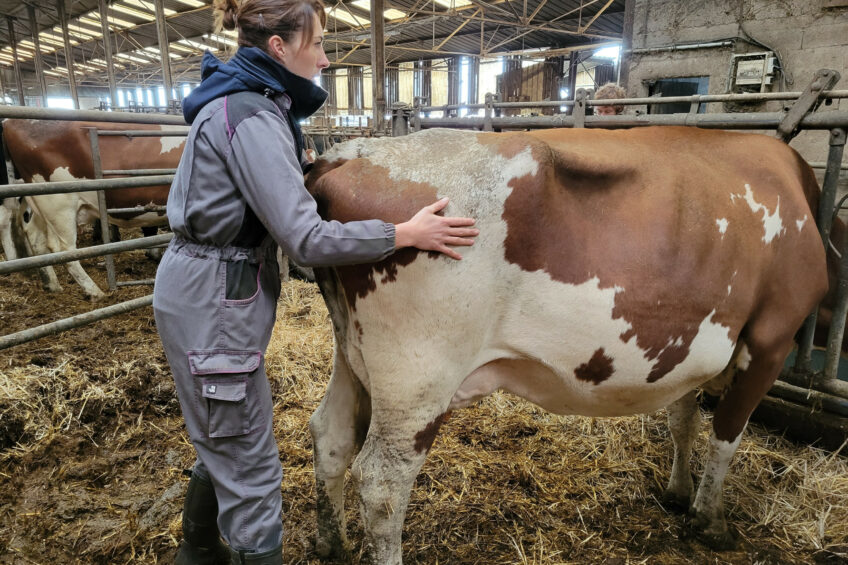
[
  {"x1": 822, "y1": 129, "x2": 848, "y2": 383},
  {"x1": 0, "y1": 295, "x2": 153, "y2": 351},
  {"x1": 0, "y1": 105, "x2": 186, "y2": 124},
  {"x1": 0, "y1": 234, "x2": 173, "y2": 275},
  {"x1": 415, "y1": 111, "x2": 848, "y2": 131},
  {"x1": 96, "y1": 130, "x2": 189, "y2": 137},
  {"x1": 102, "y1": 169, "x2": 177, "y2": 176},
  {"x1": 107, "y1": 206, "x2": 168, "y2": 214},
  {"x1": 116, "y1": 279, "x2": 155, "y2": 287},
  {"x1": 87, "y1": 127, "x2": 117, "y2": 291},
  {"x1": 0, "y1": 174, "x2": 174, "y2": 198},
  {"x1": 415, "y1": 90, "x2": 848, "y2": 114}
]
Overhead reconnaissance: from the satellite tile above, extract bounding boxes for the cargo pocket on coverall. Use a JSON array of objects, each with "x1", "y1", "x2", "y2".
[{"x1": 187, "y1": 350, "x2": 262, "y2": 438}]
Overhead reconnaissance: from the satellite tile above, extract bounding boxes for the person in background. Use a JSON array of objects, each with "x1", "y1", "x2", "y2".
[
  {"x1": 593, "y1": 82, "x2": 626, "y2": 116},
  {"x1": 153, "y1": 0, "x2": 478, "y2": 563}
]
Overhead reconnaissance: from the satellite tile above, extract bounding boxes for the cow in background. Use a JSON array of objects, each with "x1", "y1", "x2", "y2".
[
  {"x1": 304, "y1": 127, "x2": 827, "y2": 563},
  {"x1": 2, "y1": 119, "x2": 183, "y2": 300}
]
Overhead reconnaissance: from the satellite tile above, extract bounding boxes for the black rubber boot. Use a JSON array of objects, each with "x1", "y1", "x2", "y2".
[
  {"x1": 175, "y1": 472, "x2": 231, "y2": 565},
  {"x1": 229, "y1": 545, "x2": 283, "y2": 565}
]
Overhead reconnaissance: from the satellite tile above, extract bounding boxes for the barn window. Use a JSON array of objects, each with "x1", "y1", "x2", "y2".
[{"x1": 648, "y1": 76, "x2": 709, "y2": 114}]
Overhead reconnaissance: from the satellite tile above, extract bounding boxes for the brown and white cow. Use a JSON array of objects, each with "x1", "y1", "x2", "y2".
[
  {"x1": 304, "y1": 126, "x2": 827, "y2": 563},
  {"x1": 1, "y1": 119, "x2": 183, "y2": 300}
]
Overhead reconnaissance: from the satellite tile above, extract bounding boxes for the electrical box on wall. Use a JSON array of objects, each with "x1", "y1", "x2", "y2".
[{"x1": 730, "y1": 52, "x2": 778, "y2": 92}]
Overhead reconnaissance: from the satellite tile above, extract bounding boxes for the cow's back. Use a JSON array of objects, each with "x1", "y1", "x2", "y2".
[
  {"x1": 2, "y1": 119, "x2": 183, "y2": 210},
  {"x1": 310, "y1": 127, "x2": 826, "y2": 415}
]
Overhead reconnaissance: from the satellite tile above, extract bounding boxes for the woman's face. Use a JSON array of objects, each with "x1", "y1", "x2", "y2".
[{"x1": 270, "y1": 13, "x2": 330, "y2": 80}]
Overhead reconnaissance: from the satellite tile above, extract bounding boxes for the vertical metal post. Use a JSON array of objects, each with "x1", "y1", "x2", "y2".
[
  {"x1": 391, "y1": 103, "x2": 410, "y2": 137},
  {"x1": 27, "y1": 6, "x2": 49, "y2": 107},
  {"x1": 98, "y1": 0, "x2": 118, "y2": 109},
  {"x1": 370, "y1": 0, "x2": 386, "y2": 132},
  {"x1": 411, "y1": 96, "x2": 422, "y2": 132},
  {"x1": 6, "y1": 18, "x2": 25, "y2": 106},
  {"x1": 821, "y1": 128, "x2": 848, "y2": 382},
  {"x1": 0, "y1": 67, "x2": 6, "y2": 102},
  {"x1": 483, "y1": 92, "x2": 494, "y2": 131},
  {"x1": 796, "y1": 127, "x2": 847, "y2": 372},
  {"x1": 86, "y1": 128, "x2": 117, "y2": 291},
  {"x1": 573, "y1": 88, "x2": 587, "y2": 128},
  {"x1": 56, "y1": 0, "x2": 79, "y2": 109},
  {"x1": 154, "y1": 0, "x2": 173, "y2": 105}
]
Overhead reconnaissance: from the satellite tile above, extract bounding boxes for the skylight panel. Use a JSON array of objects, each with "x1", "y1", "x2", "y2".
[
  {"x1": 173, "y1": 0, "x2": 206, "y2": 7},
  {"x1": 349, "y1": 0, "x2": 406, "y2": 19},
  {"x1": 110, "y1": 4, "x2": 156, "y2": 21},
  {"x1": 325, "y1": 6, "x2": 365, "y2": 27},
  {"x1": 433, "y1": 0, "x2": 472, "y2": 7},
  {"x1": 123, "y1": 0, "x2": 176, "y2": 15}
]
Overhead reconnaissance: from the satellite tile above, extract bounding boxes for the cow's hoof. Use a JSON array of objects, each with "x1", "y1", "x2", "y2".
[
  {"x1": 314, "y1": 536, "x2": 350, "y2": 561},
  {"x1": 44, "y1": 284, "x2": 63, "y2": 293},
  {"x1": 661, "y1": 489, "x2": 692, "y2": 514},
  {"x1": 688, "y1": 511, "x2": 737, "y2": 550},
  {"x1": 87, "y1": 292, "x2": 106, "y2": 302}
]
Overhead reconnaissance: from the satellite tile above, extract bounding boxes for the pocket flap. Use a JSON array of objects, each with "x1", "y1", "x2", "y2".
[
  {"x1": 201, "y1": 379, "x2": 247, "y2": 402},
  {"x1": 187, "y1": 350, "x2": 261, "y2": 375}
]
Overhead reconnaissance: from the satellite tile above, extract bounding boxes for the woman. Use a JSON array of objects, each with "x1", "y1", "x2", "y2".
[{"x1": 152, "y1": 0, "x2": 478, "y2": 563}]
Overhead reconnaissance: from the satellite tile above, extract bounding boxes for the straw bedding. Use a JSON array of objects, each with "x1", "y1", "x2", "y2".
[{"x1": 0, "y1": 247, "x2": 846, "y2": 564}]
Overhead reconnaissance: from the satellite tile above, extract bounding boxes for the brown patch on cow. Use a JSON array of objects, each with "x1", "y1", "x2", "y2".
[
  {"x1": 413, "y1": 412, "x2": 451, "y2": 454},
  {"x1": 3, "y1": 120, "x2": 177, "y2": 209},
  {"x1": 574, "y1": 347, "x2": 614, "y2": 384},
  {"x1": 490, "y1": 126, "x2": 824, "y2": 383},
  {"x1": 308, "y1": 157, "x2": 441, "y2": 310}
]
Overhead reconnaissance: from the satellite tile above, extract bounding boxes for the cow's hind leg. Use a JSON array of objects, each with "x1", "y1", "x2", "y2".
[
  {"x1": 692, "y1": 335, "x2": 795, "y2": 549},
  {"x1": 663, "y1": 389, "x2": 699, "y2": 511},
  {"x1": 309, "y1": 348, "x2": 369, "y2": 559},
  {"x1": 352, "y1": 403, "x2": 449, "y2": 565}
]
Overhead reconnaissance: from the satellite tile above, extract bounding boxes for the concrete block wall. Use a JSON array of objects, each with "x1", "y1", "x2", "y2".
[{"x1": 625, "y1": 0, "x2": 848, "y2": 172}]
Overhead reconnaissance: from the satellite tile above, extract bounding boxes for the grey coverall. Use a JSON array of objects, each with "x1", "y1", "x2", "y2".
[{"x1": 153, "y1": 91, "x2": 395, "y2": 552}]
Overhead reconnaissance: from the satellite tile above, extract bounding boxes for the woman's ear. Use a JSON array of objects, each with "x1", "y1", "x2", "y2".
[{"x1": 267, "y1": 35, "x2": 286, "y2": 62}]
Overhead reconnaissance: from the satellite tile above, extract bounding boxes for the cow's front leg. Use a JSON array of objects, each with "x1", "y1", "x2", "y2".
[
  {"x1": 309, "y1": 347, "x2": 369, "y2": 559},
  {"x1": 663, "y1": 389, "x2": 699, "y2": 511},
  {"x1": 42, "y1": 213, "x2": 105, "y2": 301},
  {"x1": 352, "y1": 406, "x2": 448, "y2": 565}
]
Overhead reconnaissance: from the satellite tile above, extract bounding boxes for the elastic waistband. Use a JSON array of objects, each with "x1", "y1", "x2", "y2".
[{"x1": 167, "y1": 234, "x2": 274, "y2": 262}]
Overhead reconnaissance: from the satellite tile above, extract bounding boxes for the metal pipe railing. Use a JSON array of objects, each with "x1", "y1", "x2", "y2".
[
  {"x1": 0, "y1": 234, "x2": 173, "y2": 275},
  {"x1": 415, "y1": 90, "x2": 848, "y2": 113},
  {"x1": 0, "y1": 295, "x2": 153, "y2": 351},
  {"x1": 0, "y1": 104, "x2": 186, "y2": 124},
  {"x1": 0, "y1": 174, "x2": 174, "y2": 198},
  {"x1": 414, "y1": 111, "x2": 848, "y2": 131}
]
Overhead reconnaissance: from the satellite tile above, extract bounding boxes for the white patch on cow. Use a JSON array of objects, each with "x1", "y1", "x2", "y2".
[
  {"x1": 158, "y1": 125, "x2": 187, "y2": 155},
  {"x1": 338, "y1": 129, "x2": 737, "y2": 419},
  {"x1": 692, "y1": 432, "x2": 743, "y2": 523},
  {"x1": 733, "y1": 183, "x2": 785, "y2": 244},
  {"x1": 796, "y1": 215, "x2": 808, "y2": 232},
  {"x1": 727, "y1": 285, "x2": 732, "y2": 296},
  {"x1": 716, "y1": 218, "x2": 728, "y2": 237},
  {"x1": 735, "y1": 343, "x2": 752, "y2": 371}
]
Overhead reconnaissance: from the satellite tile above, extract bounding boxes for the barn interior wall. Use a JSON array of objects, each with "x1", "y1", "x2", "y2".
[{"x1": 626, "y1": 0, "x2": 847, "y2": 185}]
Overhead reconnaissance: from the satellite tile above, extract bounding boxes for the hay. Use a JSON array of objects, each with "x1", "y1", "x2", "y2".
[{"x1": 1, "y1": 276, "x2": 846, "y2": 564}]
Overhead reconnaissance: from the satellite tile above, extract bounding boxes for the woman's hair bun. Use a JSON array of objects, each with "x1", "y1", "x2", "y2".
[{"x1": 213, "y1": 0, "x2": 240, "y2": 31}]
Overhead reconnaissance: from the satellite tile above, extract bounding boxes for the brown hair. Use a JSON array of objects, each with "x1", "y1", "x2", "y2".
[
  {"x1": 213, "y1": 0, "x2": 327, "y2": 53},
  {"x1": 593, "y1": 82, "x2": 626, "y2": 114}
]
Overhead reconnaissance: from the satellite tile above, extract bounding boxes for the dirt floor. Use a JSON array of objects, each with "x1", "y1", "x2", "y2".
[{"x1": 1, "y1": 238, "x2": 847, "y2": 565}]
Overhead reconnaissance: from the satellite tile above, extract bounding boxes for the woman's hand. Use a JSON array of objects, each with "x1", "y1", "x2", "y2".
[{"x1": 394, "y1": 197, "x2": 478, "y2": 260}]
